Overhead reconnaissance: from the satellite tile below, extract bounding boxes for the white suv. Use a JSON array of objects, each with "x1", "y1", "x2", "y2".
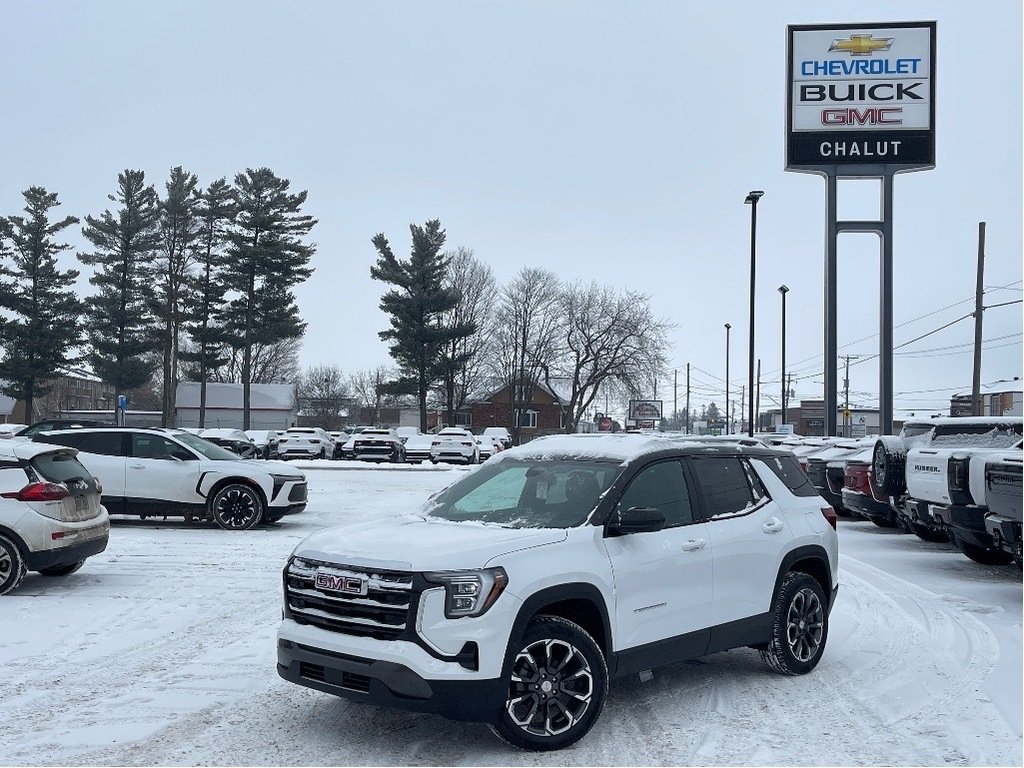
[
  {"x1": 429, "y1": 427, "x2": 479, "y2": 464},
  {"x1": 0, "y1": 440, "x2": 110, "y2": 594},
  {"x1": 277, "y1": 434, "x2": 838, "y2": 750},
  {"x1": 35, "y1": 428, "x2": 307, "y2": 530}
]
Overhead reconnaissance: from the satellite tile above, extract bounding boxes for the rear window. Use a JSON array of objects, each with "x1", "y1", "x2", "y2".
[
  {"x1": 31, "y1": 451, "x2": 92, "y2": 484},
  {"x1": 761, "y1": 454, "x2": 820, "y2": 498}
]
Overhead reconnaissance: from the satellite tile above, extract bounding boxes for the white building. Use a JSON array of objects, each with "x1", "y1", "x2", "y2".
[{"x1": 175, "y1": 382, "x2": 296, "y2": 429}]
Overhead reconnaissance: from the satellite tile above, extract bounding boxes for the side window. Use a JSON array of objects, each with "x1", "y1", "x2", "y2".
[
  {"x1": 34, "y1": 432, "x2": 83, "y2": 449},
  {"x1": 131, "y1": 434, "x2": 177, "y2": 459},
  {"x1": 616, "y1": 460, "x2": 693, "y2": 527},
  {"x1": 763, "y1": 454, "x2": 818, "y2": 497},
  {"x1": 743, "y1": 459, "x2": 767, "y2": 501},
  {"x1": 689, "y1": 457, "x2": 759, "y2": 518},
  {"x1": 78, "y1": 431, "x2": 126, "y2": 457}
]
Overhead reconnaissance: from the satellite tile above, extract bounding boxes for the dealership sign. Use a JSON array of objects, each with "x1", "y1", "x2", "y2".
[
  {"x1": 628, "y1": 400, "x2": 663, "y2": 420},
  {"x1": 787, "y1": 21, "x2": 935, "y2": 170}
]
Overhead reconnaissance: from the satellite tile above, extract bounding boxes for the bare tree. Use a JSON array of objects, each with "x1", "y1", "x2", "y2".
[
  {"x1": 486, "y1": 268, "x2": 563, "y2": 445},
  {"x1": 296, "y1": 364, "x2": 349, "y2": 430},
  {"x1": 543, "y1": 283, "x2": 671, "y2": 433},
  {"x1": 349, "y1": 366, "x2": 401, "y2": 425},
  {"x1": 211, "y1": 339, "x2": 300, "y2": 385},
  {"x1": 436, "y1": 248, "x2": 497, "y2": 425}
]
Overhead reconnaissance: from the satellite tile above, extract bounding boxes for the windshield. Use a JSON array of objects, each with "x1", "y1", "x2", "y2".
[
  {"x1": 424, "y1": 459, "x2": 621, "y2": 529},
  {"x1": 172, "y1": 432, "x2": 243, "y2": 461},
  {"x1": 931, "y1": 423, "x2": 1022, "y2": 449}
]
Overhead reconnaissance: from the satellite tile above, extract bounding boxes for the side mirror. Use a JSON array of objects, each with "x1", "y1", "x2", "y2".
[{"x1": 608, "y1": 506, "x2": 666, "y2": 536}]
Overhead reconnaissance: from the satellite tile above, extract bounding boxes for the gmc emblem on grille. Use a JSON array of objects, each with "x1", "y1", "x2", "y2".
[{"x1": 315, "y1": 572, "x2": 366, "y2": 595}]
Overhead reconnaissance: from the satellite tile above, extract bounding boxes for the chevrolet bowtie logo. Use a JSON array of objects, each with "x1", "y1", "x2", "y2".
[{"x1": 829, "y1": 34, "x2": 894, "y2": 56}]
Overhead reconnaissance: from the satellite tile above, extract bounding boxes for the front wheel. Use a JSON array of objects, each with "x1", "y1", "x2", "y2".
[
  {"x1": 38, "y1": 560, "x2": 85, "y2": 577},
  {"x1": 761, "y1": 572, "x2": 829, "y2": 676},
  {"x1": 489, "y1": 616, "x2": 608, "y2": 751},
  {"x1": 211, "y1": 483, "x2": 264, "y2": 530}
]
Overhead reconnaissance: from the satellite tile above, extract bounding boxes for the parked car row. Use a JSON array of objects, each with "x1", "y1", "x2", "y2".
[{"x1": 778, "y1": 417, "x2": 1022, "y2": 567}]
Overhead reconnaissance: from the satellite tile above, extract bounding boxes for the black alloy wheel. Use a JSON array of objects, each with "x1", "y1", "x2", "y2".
[
  {"x1": 490, "y1": 616, "x2": 607, "y2": 751},
  {"x1": 761, "y1": 571, "x2": 829, "y2": 675},
  {"x1": 211, "y1": 483, "x2": 264, "y2": 530}
]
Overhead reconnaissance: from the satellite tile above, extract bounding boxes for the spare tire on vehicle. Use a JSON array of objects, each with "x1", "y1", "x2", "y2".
[{"x1": 870, "y1": 438, "x2": 906, "y2": 497}]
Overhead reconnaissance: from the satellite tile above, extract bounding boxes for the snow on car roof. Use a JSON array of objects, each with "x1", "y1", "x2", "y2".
[{"x1": 493, "y1": 432, "x2": 766, "y2": 464}]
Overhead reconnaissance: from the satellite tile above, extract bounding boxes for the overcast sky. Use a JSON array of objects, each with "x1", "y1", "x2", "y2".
[{"x1": 2, "y1": 0, "x2": 1021, "y2": 419}]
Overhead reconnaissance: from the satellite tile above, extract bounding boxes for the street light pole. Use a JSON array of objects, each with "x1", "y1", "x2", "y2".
[
  {"x1": 744, "y1": 190, "x2": 764, "y2": 437},
  {"x1": 778, "y1": 284, "x2": 789, "y2": 426},
  {"x1": 724, "y1": 322, "x2": 731, "y2": 435}
]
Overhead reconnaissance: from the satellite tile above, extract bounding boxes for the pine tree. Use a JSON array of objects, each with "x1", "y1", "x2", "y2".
[
  {"x1": 222, "y1": 168, "x2": 315, "y2": 429},
  {"x1": 80, "y1": 170, "x2": 162, "y2": 416},
  {"x1": 154, "y1": 166, "x2": 201, "y2": 426},
  {"x1": 0, "y1": 187, "x2": 82, "y2": 422},
  {"x1": 180, "y1": 178, "x2": 234, "y2": 428},
  {"x1": 370, "y1": 220, "x2": 473, "y2": 432}
]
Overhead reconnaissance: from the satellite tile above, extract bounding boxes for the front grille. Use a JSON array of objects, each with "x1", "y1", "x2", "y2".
[
  {"x1": 288, "y1": 483, "x2": 308, "y2": 502},
  {"x1": 286, "y1": 558, "x2": 414, "y2": 640}
]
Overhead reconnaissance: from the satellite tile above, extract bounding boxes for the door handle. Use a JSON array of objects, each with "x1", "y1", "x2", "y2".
[
  {"x1": 129, "y1": 464, "x2": 145, "y2": 470},
  {"x1": 681, "y1": 539, "x2": 706, "y2": 552},
  {"x1": 762, "y1": 517, "x2": 784, "y2": 534}
]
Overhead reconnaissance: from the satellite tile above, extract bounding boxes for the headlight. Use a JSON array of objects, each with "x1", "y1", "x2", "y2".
[
  {"x1": 424, "y1": 567, "x2": 508, "y2": 618},
  {"x1": 269, "y1": 473, "x2": 304, "y2": 482}
]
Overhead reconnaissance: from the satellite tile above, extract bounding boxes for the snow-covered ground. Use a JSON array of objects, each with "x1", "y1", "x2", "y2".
[{"x1": 1, "y1": 467, "x2": 1021, "y2": 766}]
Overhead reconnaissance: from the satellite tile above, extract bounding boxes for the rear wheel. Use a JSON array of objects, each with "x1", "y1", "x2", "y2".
[
  {"x1": 955, "y1": 537, "x2": 1015, "y2": 566},
  {"x1": 871, "y1": 440, "x2": 905, "y2": 496},
  {"x1": 490, "y1": 616, "x2": 608, "y2": 751},
  {"x1": 0, "y1": 534, "x2": 27, "y2": 595},
  {"x1": 211, "y1": 483, "x2": 264, "y2": 530},
  {"x1": 38, "y1": 560, "x2": 85, "y2": 577},
  {"x1": 761, "y1": 572, "x2": 829, "y2": 676}
]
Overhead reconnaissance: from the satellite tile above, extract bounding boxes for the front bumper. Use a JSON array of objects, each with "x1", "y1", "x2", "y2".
[{"x1": 276, "y1": 639, "x2": 505, "y2": 722}]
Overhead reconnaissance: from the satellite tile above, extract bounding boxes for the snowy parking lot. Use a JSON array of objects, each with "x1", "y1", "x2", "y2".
[{"x1": 1, "y1": 465, "x2": 1021, "y2": 766}]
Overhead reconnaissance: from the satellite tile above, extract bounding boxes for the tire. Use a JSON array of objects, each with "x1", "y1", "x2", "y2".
[
  {"x1": 870, "y1": 516, "x2": 898, "y2": 529},
  {"x1": 210, "y1": 483, "x2": 264, "y2": 530},
  {"x1": 954, "y1": 537, "x2": 1015, "y2": 566},
  {"x1": 911, "y1": 521, "x2": 948, "y2": 543},
  {"x1": 489, "y1": 616, "x2": 608, "y2": 752},
  {"x1": 38, "y1": 560, "x2": 85, "y2": 577},
  {"x1": 761, "y1": 572, "x2": 829, "y2": 676},
  {"x1": 0, "y1": 534, "x2": 28, "y2": 596},
  {"x1": 870, "y1": 439, "x2": 906, "y2": 497}
]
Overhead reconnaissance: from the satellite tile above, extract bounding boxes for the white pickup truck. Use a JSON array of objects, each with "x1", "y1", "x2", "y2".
[
  {"x1": 872, "y1": 417, "x2": 1020, "y2": 543},
  {"x1": 902, "y1": 418, "x2": 1022, "y2": 564},
  {"x1": 982, "y1": 452, "x2": 1023, "y2": 566}
]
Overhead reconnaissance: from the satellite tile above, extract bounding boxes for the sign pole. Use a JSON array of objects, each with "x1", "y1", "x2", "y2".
[
  {"x1": 880, "y1": 172, "x2": 895, "y2": 434},
  {"x1": 825, "y1": 174, "x2": 839, "y2": 436}
]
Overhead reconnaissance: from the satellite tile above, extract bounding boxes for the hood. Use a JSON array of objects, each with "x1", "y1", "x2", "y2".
[{"x1": 293, "y1": 515, "x2": 567, "y2": 571}]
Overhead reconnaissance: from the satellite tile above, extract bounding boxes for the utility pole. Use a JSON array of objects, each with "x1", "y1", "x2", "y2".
[
  {"x1": 740, "y1": 385, "x2": 745, "y2": 437},
  {"x1": 755, "y1": 358, "x2": 761, "y2": 433},
  {"x1": 673, "y1": 369, "x2": 678, "y2": 430},
  {"x1": 685, "y1": 364, "x2": 691, "y2": 434},
  {"x1": 843, "y1": 355, "x2": 852, "y2": 438},
  {"x1": 972, "y1": 222, "x2": 986, "y2": 416}
]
